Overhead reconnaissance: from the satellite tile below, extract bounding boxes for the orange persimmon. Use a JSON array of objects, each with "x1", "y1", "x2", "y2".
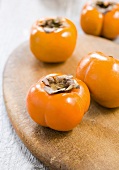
[
  {"x1": 30, "y1": 17, "x2": 77, "y2": 63},
  {"x1": 76, "y1": 52, "x2": 119, "y2": 108},
  {"x1": 80, "y1": 1, "x2": 119, "y2": 39},
  {"x1": 26, "y1": 73, "x2": 90, "y2": 131}
]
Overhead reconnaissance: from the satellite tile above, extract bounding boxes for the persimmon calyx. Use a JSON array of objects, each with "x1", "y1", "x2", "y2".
[
  {"x1": 38, "y1": 17, "x2": 68, "y2": 33},
  {"x1": 94, "y1": 1, "x2": 116, "y2": 14},
  {"x1": 42, "y1": 75, "x2": 79, "y2": 94}
]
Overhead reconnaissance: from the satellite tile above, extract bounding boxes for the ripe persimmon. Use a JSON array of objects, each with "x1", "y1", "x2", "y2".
[
  {"x1": 30, "y1": 17, "x2": 77, "y2": 63},
  {"x1": 76, "y1": 52, "x2": 119, "y2": 108},
  {"x1": 26, "y1": 73, "x2": 90, "y2": 131},
  {"x1": 80, "y1": 1, "x2": 119, "y2": 39}
]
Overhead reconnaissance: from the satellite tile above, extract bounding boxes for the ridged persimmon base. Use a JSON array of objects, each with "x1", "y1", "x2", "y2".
[{"x1": 3, "y1": 35, "x2": 119, "y2": 170}]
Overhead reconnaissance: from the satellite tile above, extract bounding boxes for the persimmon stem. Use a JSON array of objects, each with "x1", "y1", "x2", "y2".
[
  {"x1": 96, "y1": 1, "x2": 111, "y2": 8},
  {"x1": 38, "y1": 17, "x2": 68, "y2": 33},
  {"x1": 95, "y1": 1, "x2": 116, "y2": 14},
  {"x1": 42, "y1": 75, "x2": 79, "y2": 94}
]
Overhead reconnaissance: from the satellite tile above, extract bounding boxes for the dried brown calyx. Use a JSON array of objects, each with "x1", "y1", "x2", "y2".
[
  {"x1": 38, "y1": 17, "x2": 68, "y2": 33},
  {"x1": 94, "y1": 1, "x2": 116, "y2": 14},
  {"x1": 42, "y1": 75, "x2": 79, "y2": 94}
]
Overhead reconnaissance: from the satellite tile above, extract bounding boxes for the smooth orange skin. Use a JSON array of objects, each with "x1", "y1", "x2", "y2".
[
  {"x1": 30, "y1": 18, "x2": 77, "y2": 63},
  {"x1": 76, "y1": 52, "x2": 119, "y2": 108},
  {"x1": 26, "y1": 73, "x2": 90, "y2": 131},
  {"x1": 80, "y1": 4, "x2": 103, "y2": 36},
  {"x1": 80, "y1": 2, "x2": 119, "y2": 39},
  {"x1": 101, "y1": 7, "x2": 119, "y2": 39}
]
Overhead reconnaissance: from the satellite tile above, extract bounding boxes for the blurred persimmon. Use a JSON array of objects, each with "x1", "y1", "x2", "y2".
[
  {"x1": 30, "y1": 17, "x2": 77, "y2": 63},
  {"x1": 80, "y1": 1, "x2": 119, "y2": 39}
]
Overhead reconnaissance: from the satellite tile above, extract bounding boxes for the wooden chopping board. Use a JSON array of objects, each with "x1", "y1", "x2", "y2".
[{"x1": 3, "y1": 34, "x2": 119, "y2": 170}]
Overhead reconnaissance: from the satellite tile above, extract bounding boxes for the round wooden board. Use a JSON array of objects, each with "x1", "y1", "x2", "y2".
[{"x1": 3, "y1": 35, "x2": 119, "y2": 170}]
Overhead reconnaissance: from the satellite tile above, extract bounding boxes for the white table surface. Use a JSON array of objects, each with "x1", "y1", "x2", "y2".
[{"x1": 0, "y1": 0, "x2": 119, "y2": 169}]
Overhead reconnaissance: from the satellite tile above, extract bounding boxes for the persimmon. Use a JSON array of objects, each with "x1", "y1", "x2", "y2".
[
  {"x1": 30, "y1": 17, "x2": 77, "y2": 63},
  {"x1": 26, "y1": 73, "x2": 90, "y2": 131},
  {"x1": 80, "y1": 1, "x2": 119, "y2": 39},
  {"x1": 76, "y1": 52, "x2": 119, "y2": 108}
]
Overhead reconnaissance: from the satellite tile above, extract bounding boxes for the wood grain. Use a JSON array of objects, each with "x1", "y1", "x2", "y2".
[
  {"x1": 3, "y1": 35, "x2": 119, "y2": 170},
  {"x1": 0, "y1": 1, "x2": 88, "y2": 169}
]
